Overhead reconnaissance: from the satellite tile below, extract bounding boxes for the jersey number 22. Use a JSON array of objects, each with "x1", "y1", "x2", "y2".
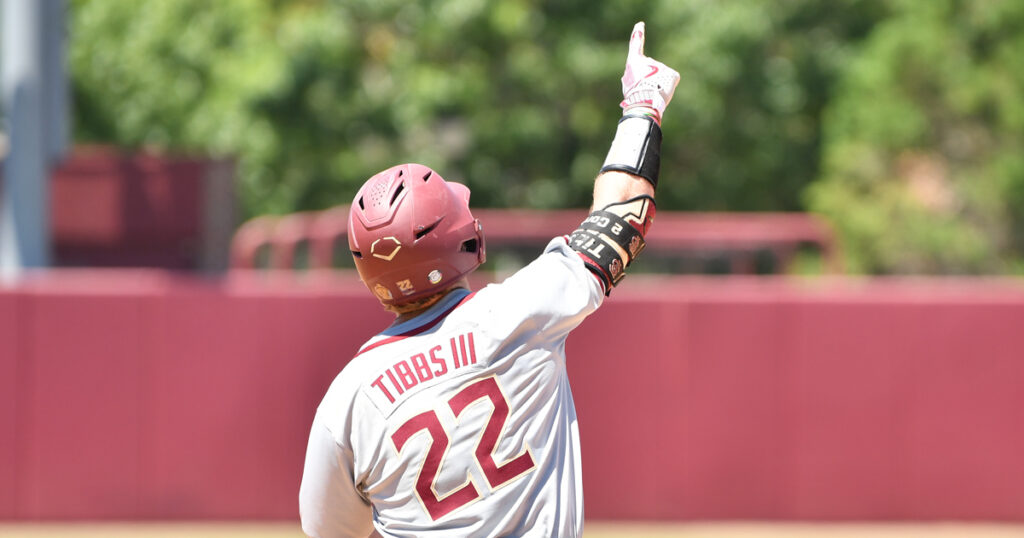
[{"x1": 391, "y1": 376, "x2": 536, "y2": 520}]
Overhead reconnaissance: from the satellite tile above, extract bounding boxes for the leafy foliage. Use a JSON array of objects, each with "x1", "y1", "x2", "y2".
[
  {"x1": 808, "y1": 0, "x2": 1024, "y2": 273},
  {"x1": 68, "y1": 0, "x2": 1024, "y2": 273},
  {"x1": 69, "y1": 0, "x2": 883, "y2": 213}
]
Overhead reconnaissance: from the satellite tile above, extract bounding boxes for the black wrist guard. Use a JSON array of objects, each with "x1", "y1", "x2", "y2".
[
  {"x1": 568, "y1": 195, "x2": 656, "y2": 294},
  {"x1": 599, "y1": 114, "x2": 662, "y2": 189}
]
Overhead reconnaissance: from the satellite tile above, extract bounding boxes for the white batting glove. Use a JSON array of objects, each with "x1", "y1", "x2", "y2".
[{"x1": 619, "y1": 22, "x2": 680, "y2": 126}]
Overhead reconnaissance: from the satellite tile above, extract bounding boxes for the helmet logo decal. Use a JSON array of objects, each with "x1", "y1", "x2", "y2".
[
  {"x1": 371, "y1": 236, "x2": 402, "y2": 261},
  {"x1": 397, "y1": 279, "x2": 415, "y2": 296},
  {"x1": 373, "y1": 284, "x2": 393, "y2": 300},
  {"x1": 428, "y1": 270, "x2": 443, "y2": 284}
]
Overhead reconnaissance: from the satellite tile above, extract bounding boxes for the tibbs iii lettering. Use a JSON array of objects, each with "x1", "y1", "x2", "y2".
[{"x1": 371, "y1": 332, "x2": 477, "y2": 404}]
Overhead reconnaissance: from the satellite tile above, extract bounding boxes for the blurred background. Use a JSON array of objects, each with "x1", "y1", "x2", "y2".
[{"x1": 2, "y1": 0, "x2": 1024, "y2": 536}]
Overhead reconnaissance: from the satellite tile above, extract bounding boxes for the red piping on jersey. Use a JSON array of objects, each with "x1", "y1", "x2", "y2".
[{"x1": 354, "y1": 291, "x2": 477, "y2": 357}]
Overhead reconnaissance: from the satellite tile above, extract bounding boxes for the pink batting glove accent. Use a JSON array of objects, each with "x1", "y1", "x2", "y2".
[{"x1": 619, "y1": 22, "x2": 680, "y2": 125}]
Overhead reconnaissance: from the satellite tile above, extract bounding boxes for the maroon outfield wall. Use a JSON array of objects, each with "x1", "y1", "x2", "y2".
[{"x1": 2, "y1": 271, "x2": 1024, "y2": 521}]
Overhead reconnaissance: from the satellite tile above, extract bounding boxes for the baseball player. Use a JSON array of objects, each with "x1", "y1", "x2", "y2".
[{"x1": 299, "y1": 22, "x2": 679, "y2": 537}]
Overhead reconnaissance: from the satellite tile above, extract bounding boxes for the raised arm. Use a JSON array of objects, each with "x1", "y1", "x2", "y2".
[
  {"x1": 569, "y1": 22, "x2": 680, "y2": 293},
  {"x1": 592, "y1": 22, "x2": 678, "y2": 209}
]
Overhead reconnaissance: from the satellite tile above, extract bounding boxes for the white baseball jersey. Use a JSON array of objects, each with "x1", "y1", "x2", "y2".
[{"x1": 299, "y1": 237, "x2": 605, "y2": 537}]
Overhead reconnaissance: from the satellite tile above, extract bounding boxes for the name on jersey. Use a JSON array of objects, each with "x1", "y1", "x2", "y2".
[{"x1": 370, "y1": 332, "x2": 478, "y2": 405}]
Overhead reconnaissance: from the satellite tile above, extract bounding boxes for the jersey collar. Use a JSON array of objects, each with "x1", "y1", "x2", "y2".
[{"x1": 356, "y1": 288, "x2": 474, "y2": 357}]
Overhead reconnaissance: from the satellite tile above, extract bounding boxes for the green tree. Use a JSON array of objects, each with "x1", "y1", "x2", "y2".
[
  {"x1": 808, "y1": 0, "x2": 1024, "y2": 273},
  {"x1": 70, "y1": 0, "x2": 891, "y2": 221},
  {"x1": 70, "y1": 0, "x2": 288, "y2": 214},
  {"x1": 649, "y1": 0, "x2": 887, "y2": 212}
]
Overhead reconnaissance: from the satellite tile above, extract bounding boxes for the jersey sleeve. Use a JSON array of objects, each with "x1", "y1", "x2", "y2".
[
  {"x1": 299, "y1": 414, "x2": 375, "y2": 538},
  {"x1": 480, "y1": 236, "x2": 605, "y2": 339}
]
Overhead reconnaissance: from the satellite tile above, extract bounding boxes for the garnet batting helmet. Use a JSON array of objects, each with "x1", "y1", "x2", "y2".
[{"x1": 348, "y1": 163, "x2": 485, "y2": 306}]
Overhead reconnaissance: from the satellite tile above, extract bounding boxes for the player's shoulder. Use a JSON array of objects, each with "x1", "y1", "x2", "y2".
[
  {"x1": 316, "y1": 357, "x2": 369, "y2": 417},
  {"x1": 482, "y1": 236, "x2": 602, "y2": 303},
  {"x1": 323, "y1": 332, "x2": 400, "y2": 406},
  {"x1": 509, "y1": 237, "x2": 593, "y2": 283}
]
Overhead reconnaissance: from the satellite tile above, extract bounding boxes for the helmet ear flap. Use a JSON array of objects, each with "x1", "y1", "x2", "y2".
[
  {"x1": 456, "y1": 220, "x2": 485, "y2": 265},
  {"x1": 448, "y1": 182, "x2": 484, "y2": 264},
  {"x1": 474, "y1": 220, "x2": 486, "y2": 265}
]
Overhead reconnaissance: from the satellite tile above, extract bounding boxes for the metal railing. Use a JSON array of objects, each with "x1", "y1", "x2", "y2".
[{"x1": 231, "y1": 205, "x2": 841, "y2": 275}]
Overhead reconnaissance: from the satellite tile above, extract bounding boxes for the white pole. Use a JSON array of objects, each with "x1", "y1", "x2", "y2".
[{"x1": 1, "y1": 0, "x2": 52, "y2": 280}]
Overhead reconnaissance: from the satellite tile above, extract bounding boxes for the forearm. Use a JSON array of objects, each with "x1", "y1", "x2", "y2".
[
  {"x1": 591, "y1": 21, "x2": 676, "y2": 211},
  {"x1": 592, "y1": 170, "x2": 655, "y2": 211},
  {"x1": 566, "y1": 21, "x2": 677, "y2": 294}
]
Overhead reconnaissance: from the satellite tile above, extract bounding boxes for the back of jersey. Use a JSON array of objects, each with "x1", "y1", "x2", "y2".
[{"x1": 301, "y1": 238, "x2": 603, "y2": 538}]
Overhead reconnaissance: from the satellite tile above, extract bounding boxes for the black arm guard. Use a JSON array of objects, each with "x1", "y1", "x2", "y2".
[
  {"x1": 599, "y1": 115, "x2": 662, "y2": 189},
  {"x1": 568, "y1": 195, "x2": 656, "y2": 294}
]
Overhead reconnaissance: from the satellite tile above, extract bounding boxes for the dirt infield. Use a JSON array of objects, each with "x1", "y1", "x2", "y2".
[{"x1": 0, "y1": 521, "x2": 1022, "y2": 537}]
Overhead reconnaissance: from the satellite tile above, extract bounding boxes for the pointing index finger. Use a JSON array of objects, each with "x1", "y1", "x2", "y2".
[{"x1": 629, "y1": 21, "x2": 646, "y2": 58}]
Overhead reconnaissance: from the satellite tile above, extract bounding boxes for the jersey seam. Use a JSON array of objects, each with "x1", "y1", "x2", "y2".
[{"x1": 319, "y1": 416, "x2": 374, "y2": 504}]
